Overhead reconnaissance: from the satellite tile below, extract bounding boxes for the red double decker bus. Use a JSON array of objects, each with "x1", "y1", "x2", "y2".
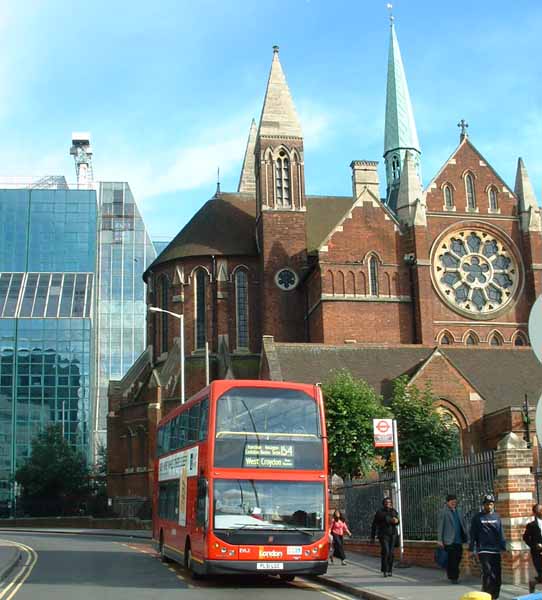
[{"x1": 152, "y1": 379, "x2": 329, "y2": 579}]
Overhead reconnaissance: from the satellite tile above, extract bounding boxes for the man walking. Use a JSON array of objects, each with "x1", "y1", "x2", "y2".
[
  {"x1": 437, "y1": 493, "x2": 468, "y2": 584},
  {"x1": 469, "y1": 494, "x2": 506, "y2": 600},
  {"x1": 370, "y1": 497, "x2": 400, "y2": 577},
  {"x1": 522, "y1": 503, "x2": 542, "y2": 594}
]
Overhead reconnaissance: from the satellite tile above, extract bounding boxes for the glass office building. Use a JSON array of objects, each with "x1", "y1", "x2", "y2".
[
  {"x1": 0, "y1": 181, "x2": 155, "y2": 501},
  {"x1": 94, "y1": 183, "x2": 156, "y2": 449}
]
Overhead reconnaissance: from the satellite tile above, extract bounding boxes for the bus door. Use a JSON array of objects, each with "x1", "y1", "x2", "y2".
[{"x1": 190, "y1": 477, "x2": 208, "y2": 559}]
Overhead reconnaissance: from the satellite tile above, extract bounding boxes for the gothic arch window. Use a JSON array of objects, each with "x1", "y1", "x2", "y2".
[
  {"x1": 465, "y1": 173, "x2": 476, "y2": 209},
  {"x1": 359, "y1": 271, "x2": 367, "y2": 295},
  {"x1": 159, "y1": 276, "x2": 170, "y2": 354},
  {"x1": 194, "y1": 269, "x2": 207, "y2": 350},
  {"x1": 275, "y1": 150, "x2": 291, "y2": 207},
  {"x1": 368, "y1": 256, "x2": 379, "y2": 296},
  {"x1": 513, "y1": 331, "x2": 527, "y2": 346},
  {"x1": 436, "y1": 407, "x2": 462, "y2": 456},
  {"x1": 488, "y1": 331, "x2": 503, "y2": 346},
  {"x1": 438, "y1": 330, "x2": 453, "y2": 345},
  {"x1": 465, "y1": 331, "x2": 479, "y2": 346},
  {"x1": 347, "y1": 271, "x2": 356, "y2": 295},
  {"x1": 488, "y1": 187, "x2": 498, "y2": 211},
  {"x1": 235, "y1": 269, "x2": 249, "y2": 349},
  {"x1": 392, "y1": 154, "x2": 401, "y2": 181},
  {"x1": 444, "y1": 184, "x2": 454, "y2": 209}
]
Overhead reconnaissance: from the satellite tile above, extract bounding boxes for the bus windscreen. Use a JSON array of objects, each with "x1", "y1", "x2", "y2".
[
  {"x1": 213, "y1": 479, "x2": 325, "y2": 532},
  {"x1": 214, "y1": 387, "x2": 323, "y2": 469}
]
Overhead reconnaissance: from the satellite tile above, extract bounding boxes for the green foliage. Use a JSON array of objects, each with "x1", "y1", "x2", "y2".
[
  {"x1": 16, "y1": 424, "x2": 89, "y2": 516},
  {"x1": 390, "y1": 376, "x2": 457, "y2": 468},
  {"x1": 322, "y1": 369, "x2": 389, "y2": 479}
]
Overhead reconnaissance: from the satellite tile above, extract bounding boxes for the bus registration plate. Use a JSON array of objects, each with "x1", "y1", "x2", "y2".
[{"x1": 257, "y1": 562, "x2": 283, "y2": 570}]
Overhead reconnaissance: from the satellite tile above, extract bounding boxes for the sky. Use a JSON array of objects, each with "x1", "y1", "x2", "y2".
[{"x1": 0, "y1": 0, "x2": 540, "y2": 241}]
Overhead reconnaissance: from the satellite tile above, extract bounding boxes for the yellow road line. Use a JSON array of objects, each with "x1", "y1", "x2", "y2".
[
  {"x1": 296, "y1": 578, "x2": 353, "y2": 600},
  {"x1": 0, "y1": 540, "x2": 38, "y2": 600}
]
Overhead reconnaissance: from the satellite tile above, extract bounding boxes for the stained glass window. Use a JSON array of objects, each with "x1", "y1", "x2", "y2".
[
  {"x1": 235, "y1": 269, "x2": 249, "y2": 349},
  {"x1": 444, "y1": 185, "x2": 454, "y2": 208},
  {"x1": 466, "y1": 174, "x2": 476, "y2": 209},
  {"x1": 195, "y1": 270, "x2": 207, "y2": 350},
  {"x1": 432, "y1": 228, "x2": 519, "y2": 318},
  {"x1": 489, "y1": 188, "x2": 498, "y2": 211},
  {"x1": 369, "y1": 257, "x2": 379, "y2": 296}
]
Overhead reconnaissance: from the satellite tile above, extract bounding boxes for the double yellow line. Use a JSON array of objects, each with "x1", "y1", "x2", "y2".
[{"x1": 0, "y1": 540, "x2": 38, "y2": 600}]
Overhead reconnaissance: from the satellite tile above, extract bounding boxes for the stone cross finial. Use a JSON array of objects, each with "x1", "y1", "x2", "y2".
[{"x1": 458, "y1": 119, "x2": 469, "y2": 140}]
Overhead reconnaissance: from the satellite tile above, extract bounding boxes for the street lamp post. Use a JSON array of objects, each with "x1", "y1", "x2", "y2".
[{"x1": 148, "y1": 306, "x2": 185, "y2": 403}]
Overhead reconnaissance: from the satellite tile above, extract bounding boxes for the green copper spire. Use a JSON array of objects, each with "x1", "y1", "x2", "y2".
[{"x1": 384, "y1": 17, "x2": 421, "y2": 209}]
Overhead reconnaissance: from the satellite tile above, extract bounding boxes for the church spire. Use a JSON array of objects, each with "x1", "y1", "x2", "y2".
[
  {"x1": 237, "y1": 119, "x2": 257, "y2": 194},
  {"x1": 515, "y1": 157, "x2": 541, "y2": 232},
  {"x1": 384, "y1": 16, "x2": 421, "y2": 210},
  {"x1": 257, "y1": 46, "x2": 303, "y2": 139}
]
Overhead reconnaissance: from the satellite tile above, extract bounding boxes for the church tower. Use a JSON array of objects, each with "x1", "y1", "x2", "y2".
[
  {"x1": 254, "y1": 46, "x2": 307, "y2": 343},
  {"x1": 384, "y1": 15, "x2": 421, "y2": 210}
]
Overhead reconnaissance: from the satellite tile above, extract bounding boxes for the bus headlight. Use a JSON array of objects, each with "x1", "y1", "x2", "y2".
[
  {"x1": 229, "y1": 550, "x2": 235, "y2": 556},
  {"x1": 304, "y1": 550, "x2": 311, "y2": 556},
  {"x1": 221, "y1": 547, "x2": 227, "y2": 554},
  {"x1": 312, "y1": 548, "x2": 318, "y2": 554}
]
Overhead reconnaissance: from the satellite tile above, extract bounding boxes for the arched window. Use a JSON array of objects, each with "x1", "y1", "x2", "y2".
[
  {"x1": 489, "y1": 332, "x2": 503, "y2": 346},
  {"x1": 160, "y1": 277, "x2": 169, "y2": 354},
  {"x1": 235, "y1": 269, "x2": 249, "y2": 349},
  {"x1": 437, "y1": 408, "x2": 462, "y2": 457},
  {"x1": 440, "y1": 334, "x2": 452, "y2": 345},
  {"x1": 368, "y1": 256, "x2": 379, "y2": 296},
  {"x1": 275, "y1": 151, "x2": 291, "y2": 207},
  {"x1": 444, "y1": 185, "x2": 454, "y2": 209},
  {"x1": 465, "y1": 333, "x2": 478, "y2": 346},
  {"x1": 195, "y1": 269, "x2": 207, "y2": 350},
  {"x1": 392, "y1": 155, "x2": 400, "y2": 181},
  {"x1": 489, "y1": 187, "x2": 498, "y2": 211},
  {"x1": 465, "y1": 173, "x2": 476, "y2": 209},
  {"x1": 514, "y1": 332, "x2": 527, "y2": 346}
]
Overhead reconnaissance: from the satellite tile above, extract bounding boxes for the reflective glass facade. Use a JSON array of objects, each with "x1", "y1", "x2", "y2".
[
  {"x1": 94, "y1": 183, "x2": 156, "y2": 449},
  {"x1": 0, "y1": 183, "x2": 155, "y2": 500},
  {"x1": 0, "y1": 188, "x2": 96, "y2": 501}
]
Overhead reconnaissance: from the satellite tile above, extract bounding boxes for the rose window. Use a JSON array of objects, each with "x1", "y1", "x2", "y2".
[
  {"x1": 432, "y1": 229, "x2": 519, "y2": 318},
  {"x1": 274, "y1": 268, "x2": 299, "y2": 291}
]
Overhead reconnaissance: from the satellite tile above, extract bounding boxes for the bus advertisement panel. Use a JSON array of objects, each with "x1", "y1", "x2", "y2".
[{"x1": 153, "y1": 380, "x2": 329, "y2": 580}]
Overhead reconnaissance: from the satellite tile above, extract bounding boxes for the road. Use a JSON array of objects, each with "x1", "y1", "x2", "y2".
[{"x1": 0, "y1": 532, "x2": 354, "y2": 600}]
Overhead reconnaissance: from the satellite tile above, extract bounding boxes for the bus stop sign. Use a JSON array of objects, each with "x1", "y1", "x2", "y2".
[{"x1": 373, "y1": 418, "x2": 394, "y2": 448}]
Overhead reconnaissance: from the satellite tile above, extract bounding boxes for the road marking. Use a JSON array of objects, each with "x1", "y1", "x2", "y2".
[
  {"x1": 0, "y1": 540, "x2": 38, "y2": 600},
  {"x1": 296, "y1": 578, "x2": 354, "y2": 600}
]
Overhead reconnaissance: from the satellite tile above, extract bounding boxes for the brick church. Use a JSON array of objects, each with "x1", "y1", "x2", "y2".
[{"x1": 107, "y1": 22, "x2": 542, "y2": 515}]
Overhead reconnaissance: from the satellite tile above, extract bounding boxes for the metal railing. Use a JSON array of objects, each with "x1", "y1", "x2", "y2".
[{"x1": 344, "y1": 450, "x2": 495, "y2": 541}]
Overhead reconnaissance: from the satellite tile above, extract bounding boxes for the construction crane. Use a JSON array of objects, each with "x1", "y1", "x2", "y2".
[{"x1": 70, "y1": 132, "x2": 94, "y2": 187}]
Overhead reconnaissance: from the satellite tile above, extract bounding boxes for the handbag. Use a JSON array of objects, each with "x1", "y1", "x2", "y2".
[{"x1": 434, "y1": 547, "x2": 448, "y2": 569}]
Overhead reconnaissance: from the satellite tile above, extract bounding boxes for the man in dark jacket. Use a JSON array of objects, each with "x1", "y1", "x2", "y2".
[
  {"x1": 370, "y1": 497, "x2": 400, "y2": 577},
  {"x1": 469, "y1": 494, "x2": 506, "y2": 600},
  {"x1": 437, "y1": 493, "x2": 469, "y2": 583},
  {"x1": 522, "y1": 503, "x2": 542, "y2": 594}
]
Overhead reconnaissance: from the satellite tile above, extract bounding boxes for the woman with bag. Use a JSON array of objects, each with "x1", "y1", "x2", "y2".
[{"x1": 330, "y1": 510, "x2": 351, "y2": 565}]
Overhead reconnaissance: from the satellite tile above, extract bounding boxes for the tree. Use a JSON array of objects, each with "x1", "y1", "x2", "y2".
[
  {"x1": 16, "y1": 424, "x2": 90, "y2": 516},
  {"x1": 390, "y1": 376, "x2": 457, "y2": 468},
  {"x1": 322, "y1": 369, "x2": 389, "y2": 479}
]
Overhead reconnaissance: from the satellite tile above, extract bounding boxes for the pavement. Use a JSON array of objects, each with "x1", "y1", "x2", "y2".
[{"x1": 317, "y1": 550, "x2": 538, "y2": 600}]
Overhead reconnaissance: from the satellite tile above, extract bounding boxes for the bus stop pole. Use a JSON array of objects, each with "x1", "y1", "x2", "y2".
[{"x1": 392, "y1": 419, "x2": 404, "y2": 563}]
